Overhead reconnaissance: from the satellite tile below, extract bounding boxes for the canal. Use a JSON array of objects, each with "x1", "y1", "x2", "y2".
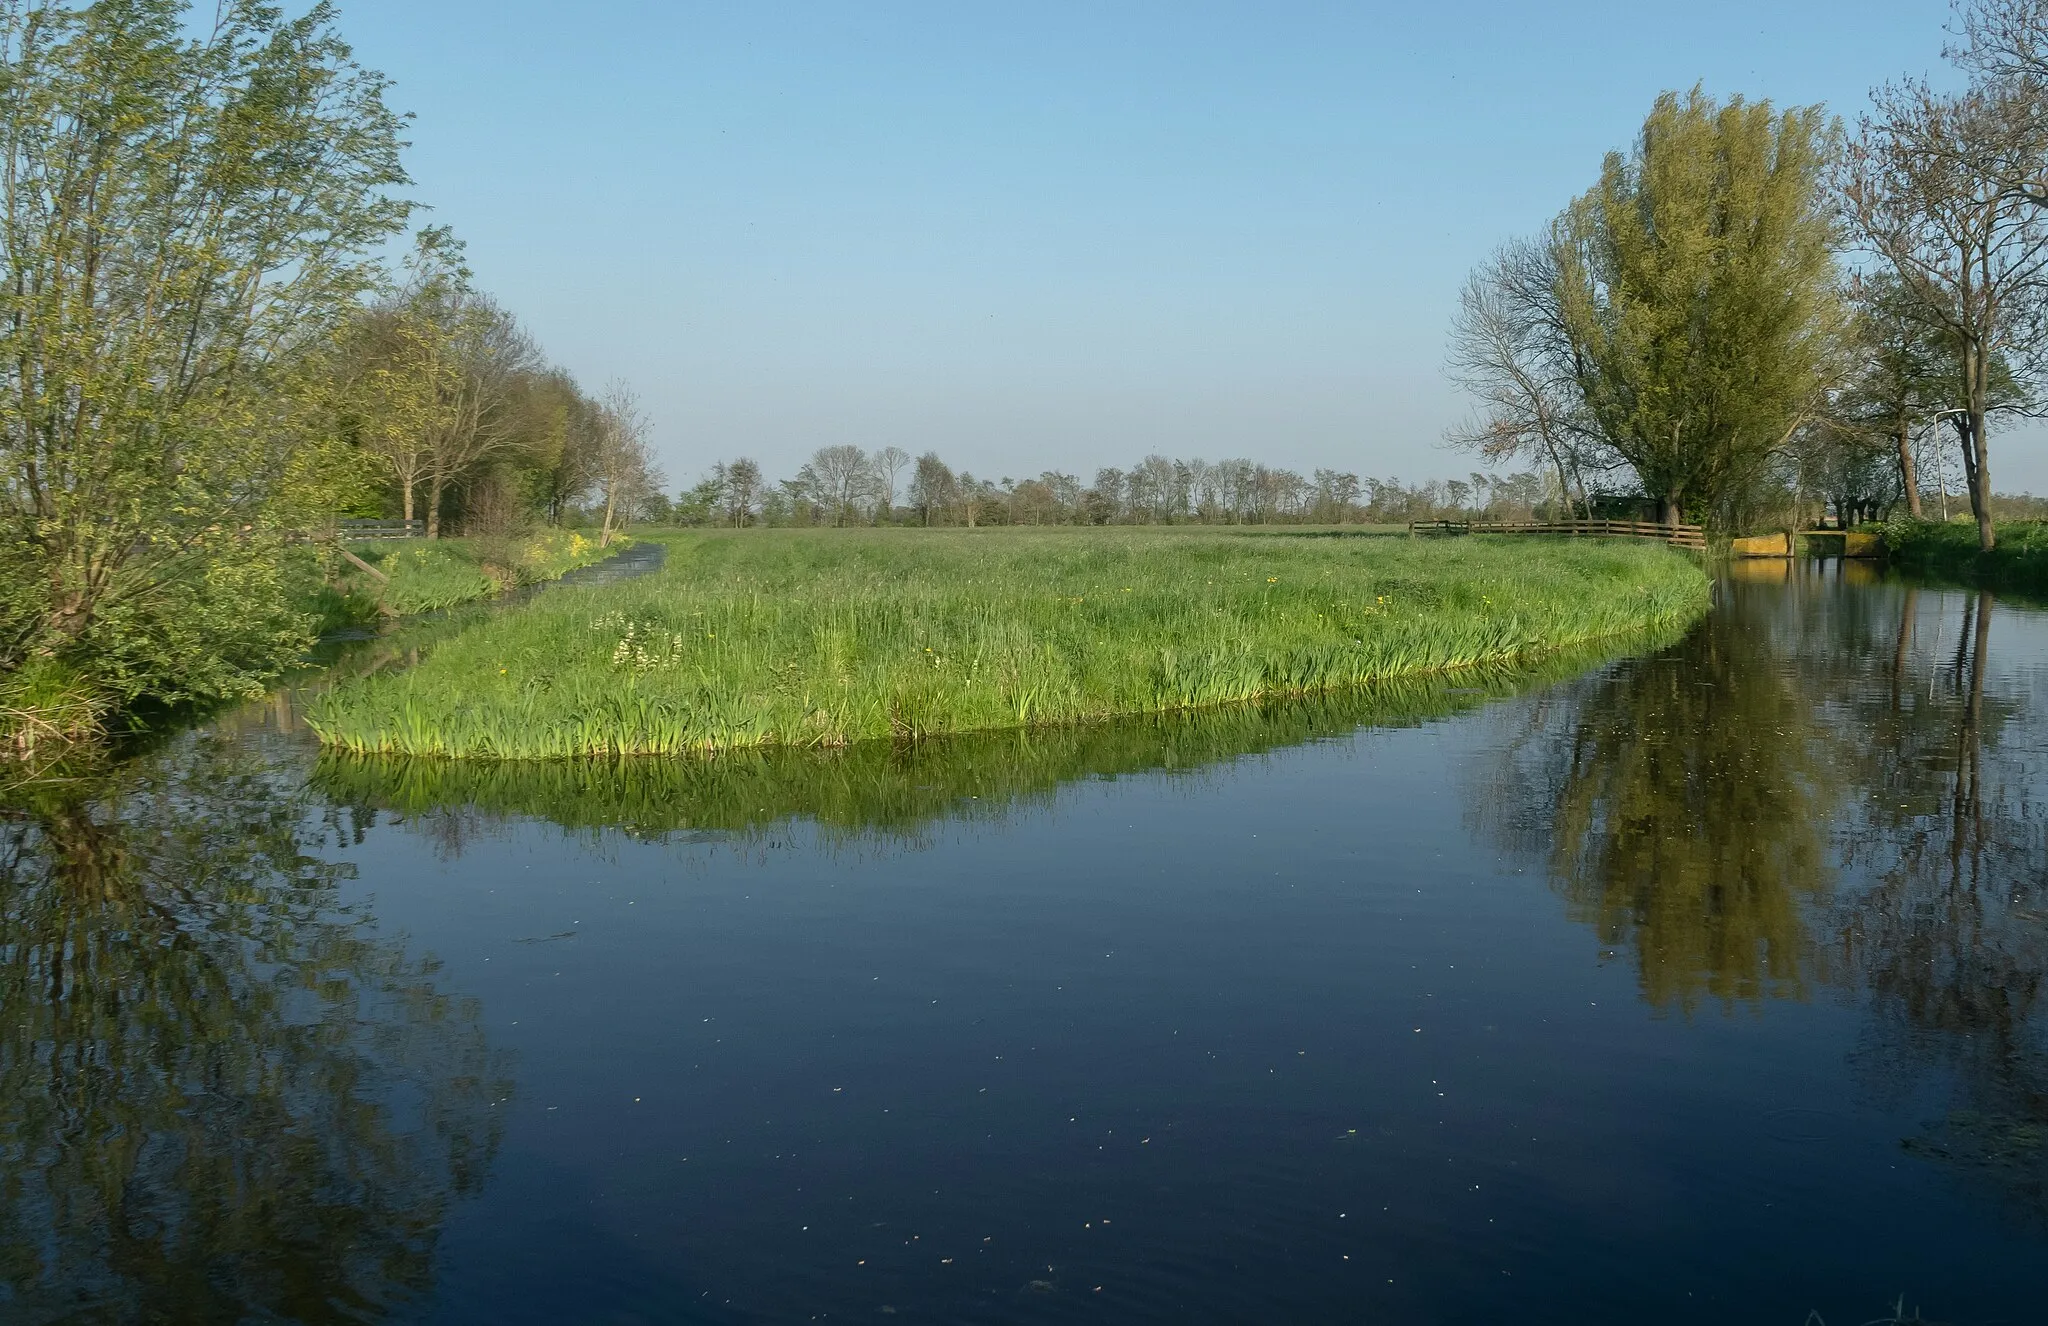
[{"x1": 2, "y1": 560, "x2": 2043, "y2": 1323}]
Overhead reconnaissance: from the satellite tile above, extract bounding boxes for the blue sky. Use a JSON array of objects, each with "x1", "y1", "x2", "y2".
[{"x1": 334, "y1": 0, "x2": 2040, "y2": 490}]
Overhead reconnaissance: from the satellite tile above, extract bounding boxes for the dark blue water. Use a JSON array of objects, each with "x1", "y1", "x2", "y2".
[{"x1": 5, "y1": 563, "x2": 2045, "y2": 1323}]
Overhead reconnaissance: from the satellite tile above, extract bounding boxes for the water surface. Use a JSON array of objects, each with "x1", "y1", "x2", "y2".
[{"x1": 4, "y1": 563, "x2": 2045, "y2": 1323}]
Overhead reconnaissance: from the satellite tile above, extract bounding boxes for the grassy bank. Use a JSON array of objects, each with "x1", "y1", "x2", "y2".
[
  {"x1": 312, "y1": 627, "x2": 1688, "y2": 842},
  {"x1": 305, "y1": 528, "x2": 1710, "y2": 759},
  {"x1": 313, "y1": 527, "x2": 619, "y2": 628},
  {"x1": 1879, "y1": 518, "x2": 2048, "y2": 598}
]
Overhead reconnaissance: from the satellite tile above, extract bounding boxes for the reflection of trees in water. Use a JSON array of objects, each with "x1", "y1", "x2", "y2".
[
  {"x1": 1483, "y1": 570, "x2": 2048, "y2": 1207},
  {"x1": 0, "y1": 737, "x2": 511, "y2": 1323},
  {"x1": 1835, "y1": 589, "x2": 2048, "y2": 1218},
  {"x1": 1475, "y1": 579, "x2": 1846, "y2": 1012}
]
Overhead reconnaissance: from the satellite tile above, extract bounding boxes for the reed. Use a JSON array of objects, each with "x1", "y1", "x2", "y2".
[
  {"x1": 305, "y1": 527, "x2": 1710, "y2": 759},
  {"x1": 312, "y1": 629, "x2": 1687, "y2": 843}
]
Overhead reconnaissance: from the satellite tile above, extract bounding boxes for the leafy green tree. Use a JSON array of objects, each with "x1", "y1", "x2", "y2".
[
  {"x1": 909, "y1": 452, "x2": 957, "y2": 526},
  {"x1": 0, "y1": 0, "x2": 410, "y2": 706},
  {"x1": 500, "y1": 367, "x2": 599, "y2": 526},
  {"x1": 1553, "y1": 88, "x2": 1841, "y2": 529}
]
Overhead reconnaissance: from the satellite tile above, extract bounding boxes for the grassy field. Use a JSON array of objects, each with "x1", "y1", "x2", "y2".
[
  {"x1": 1882, "y1": 518, "x2": 2048, "y2": 599},
  {"x1": 304, "y1": 527, "x2": 1710, "y2": 759}
]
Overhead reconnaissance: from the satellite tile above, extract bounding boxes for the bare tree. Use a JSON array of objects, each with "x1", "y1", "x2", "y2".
[
  {"x1": 592, "y1": 383, "x2": 662, "y2": 547},
  {"x1": 410, "y1": 291, "x2": 539, "y2": 538},
  {"x1": 1953, "y1": 0, "x2": 2048, "y2": 137},
  {"x1": 869, "y1": 446, "x2": 911, "y2": 523},
  {"x1": 1839, "y1": 81, "x2": 2048, "y2": 550},
  {"x1": 1445, "y1": 236, "x2": 1601, "y2": 517},
  {"x1": 807, "y1": 445, "x2": 869, "y2": 526}
]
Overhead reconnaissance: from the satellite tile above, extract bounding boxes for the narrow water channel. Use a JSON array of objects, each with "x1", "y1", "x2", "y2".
[{"x1": 3, "y1": 561, "x2": 2044, "y2": 1324}]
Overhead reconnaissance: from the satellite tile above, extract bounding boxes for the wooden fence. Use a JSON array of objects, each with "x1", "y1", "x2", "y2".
[
  {"x1": 1408, "y1": 518, "x2": 1707, "y2": 551},
  {"x1": 337, "y1": 518, "x2": 425, "y2": 540}
]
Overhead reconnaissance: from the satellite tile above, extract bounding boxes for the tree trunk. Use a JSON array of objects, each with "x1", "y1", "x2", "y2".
[
  {"x1": 1970, "y1": 410, "x2": 1994, "y2": 551},
  {"x1": 1661, "y1": 491, "x2": 1682, "y2": 527},
  {"x1": 425, "y1": 474, "x2": 444, "y2": 539},
  {"x1": 1896, "y1": 419, "x2": 1920, "y2": 519},
  {"x1": 401, "y1": 480, "x2": 416, "y2": 524}
]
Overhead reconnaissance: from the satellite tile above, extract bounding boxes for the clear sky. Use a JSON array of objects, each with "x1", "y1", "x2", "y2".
[{"x1": 332, "y1": 0, "x2": 2048, "y2": 492}]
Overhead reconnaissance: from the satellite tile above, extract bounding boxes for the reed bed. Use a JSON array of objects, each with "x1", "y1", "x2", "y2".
[
  {"x1": 312, "y1": 630, "x2": 1685, "y2": 842},
  {"x1": 305, "y1": 528, "x2": 1710, "y2": 759}
]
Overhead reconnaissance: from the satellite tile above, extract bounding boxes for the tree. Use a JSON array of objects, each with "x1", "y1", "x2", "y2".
[
  {"x1": 1952, "y1": 0, "x2": 2048, "y2": 131},
  {"x1": 718, "y1": 458, "x2": 762, "y2": 527},
  {"x1": 869, "y1": 446, "x2": 911, "y2": 523},
  {"x1": 512, "y1": 368, "x2": 600, "y2": 526},
  {"x1": 1832, "y1": 274, "x2": 1954, "y2": 517},
  {"x1": 0, "y1": 0, "x2": 410, "y2": 704},
  {"x1": 1446, "y1": 236, "x2": 1599, "y2": 517},
  {"x1": 675, "y1": 474, "x2": 720, "y2": 526},
  {"x1": 1554, "y1": 88, "x2": 1840, "y2": 528},
  {"x1": 1086, "y1": 468, "x2": 1125, "y2": 524},
  {"x1": 591, "y1": 383, "x2": 660, "y2": 547},
  {"x1": 909, "y1": 452, "x2": 957, "y2": 525},
  {"x1": 413, "y1": 285, "x2": 539, "y2": 539},
  {"x1": 1312, "y1": 469, "x2": 1362, "y2": 523},
  {"x1": 808, "y1": 445, "x2": 869, "y2": 526},
  {"x1": 1839, "y1": 81, "x2": 2048, "y2": 550}
]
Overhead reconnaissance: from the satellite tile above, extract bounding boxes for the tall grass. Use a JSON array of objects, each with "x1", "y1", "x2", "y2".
[
  {"x1": 336, "y1": 528, "x2": 618, "y2": 619},
  {"x1": 312, "y1": 630, "x2": 1686, "y2": 844},
  {"x1": 305, "y1": 528, "x2": 1710, "y2": 759}
]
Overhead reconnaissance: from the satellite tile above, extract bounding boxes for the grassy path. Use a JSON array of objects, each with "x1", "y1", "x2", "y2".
[{"x1": 305, "y1": 528, "x2": 1710, "y2": 759}]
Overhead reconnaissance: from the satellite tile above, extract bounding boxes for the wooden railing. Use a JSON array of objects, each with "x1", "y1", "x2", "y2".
[
  {"x1": 338, "y1": 517, "x2": 424, "y2": 540},
  {"x1": 1408, "y1": 518, "x2": 1707, "y2": 551}
]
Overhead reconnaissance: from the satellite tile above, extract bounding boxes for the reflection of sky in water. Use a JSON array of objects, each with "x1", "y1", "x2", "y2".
[{"x1": 6, "y1": 564, "x2": 2047, "y2": 1323}]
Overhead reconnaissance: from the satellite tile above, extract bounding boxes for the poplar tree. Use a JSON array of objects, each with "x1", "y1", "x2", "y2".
[{"x1": 1553, "y1": 88, "x2": 1840, "y2": 528}]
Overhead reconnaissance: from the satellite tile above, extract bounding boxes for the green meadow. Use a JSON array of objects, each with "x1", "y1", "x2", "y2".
[{"x1": 304, "y1": 528, "x2": 1711, "y2": 759}]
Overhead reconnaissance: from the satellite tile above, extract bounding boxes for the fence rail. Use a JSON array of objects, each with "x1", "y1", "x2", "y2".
[
  {"x1": 1408, "y1": 518, "x2": 1707, "y2": 551},
  {"x1": 336, "y1": 518, "x2": 424, "y2": 540}
]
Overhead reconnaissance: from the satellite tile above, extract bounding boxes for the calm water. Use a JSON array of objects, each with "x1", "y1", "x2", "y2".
[{"x1": 4, "y1": 562, "x2": 2046, "y2": 1324}]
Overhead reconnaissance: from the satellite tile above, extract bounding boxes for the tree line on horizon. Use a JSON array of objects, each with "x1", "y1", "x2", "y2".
[
  {"x1": 663, "y1": 448, "x2": 1554, "y2": 529},
  {"x1": 1447, "y1": 0, "x2": 2048, "y2": 550}
]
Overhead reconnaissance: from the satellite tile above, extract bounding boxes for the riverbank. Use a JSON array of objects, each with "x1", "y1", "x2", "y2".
[
  {"x1": 314, "y1": 527, "x2": 622, "y2": 628},
  {"x1": 305, "y1": 528, "x2": 1709, "y2": 759},
  {"x1": 1879, "y1": 518, "x2": 2048, "y2": 599},
  {"x1": 1, "y1": 528, "x2": 629, "y2": 769}
]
